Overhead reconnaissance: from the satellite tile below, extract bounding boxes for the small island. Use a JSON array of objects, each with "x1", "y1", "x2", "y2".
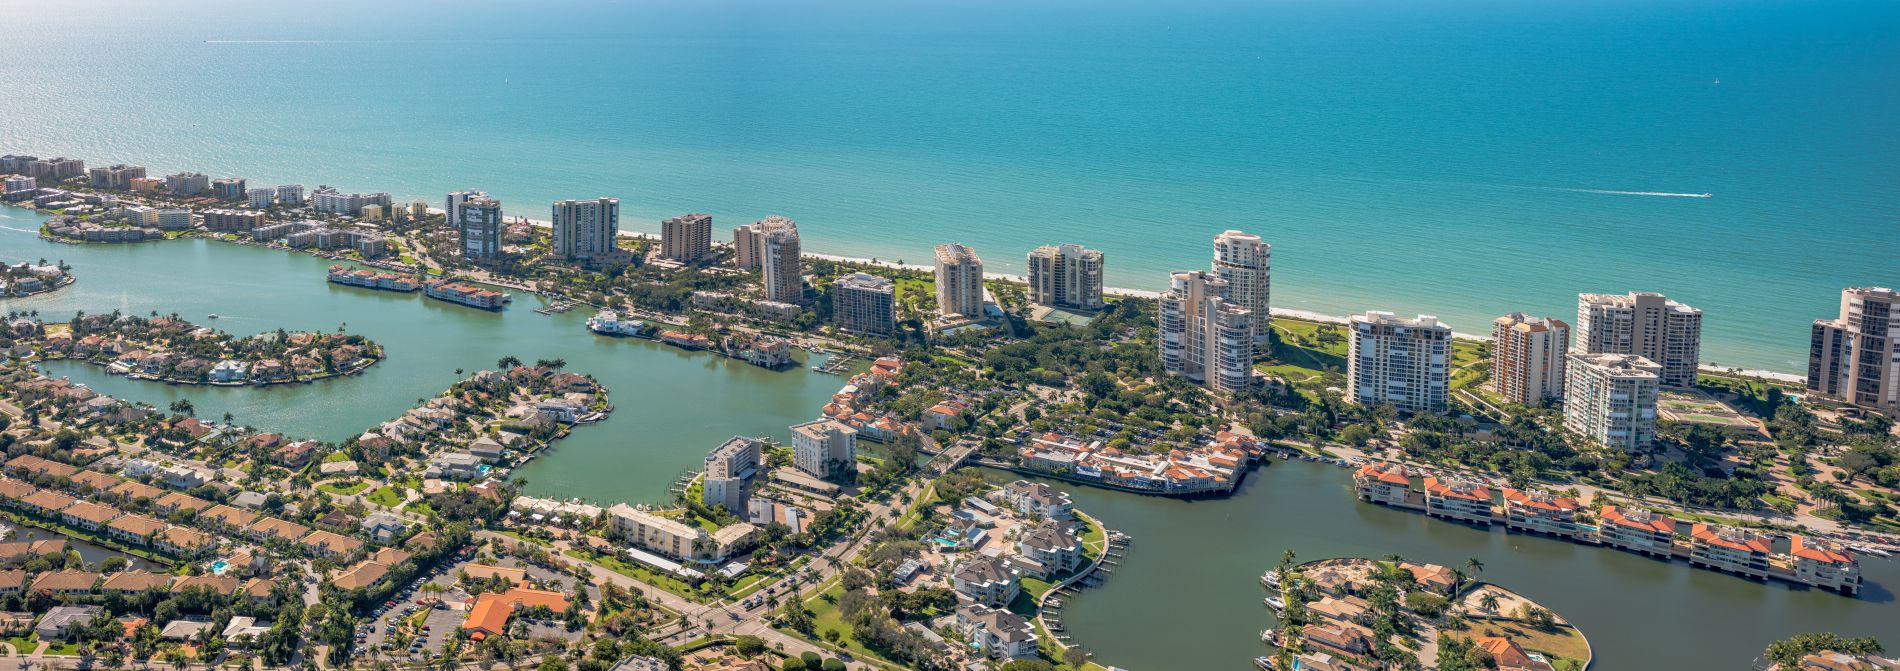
[
  {"x1": 12, "y1": 311, "x2": 384, "y2": 385},
  {"x1": 1, "y1": 259, "x2": 74, "y2": 297},
  {"x1": 1261, "y1": 555, "x2": 1590, "y2": 671}
]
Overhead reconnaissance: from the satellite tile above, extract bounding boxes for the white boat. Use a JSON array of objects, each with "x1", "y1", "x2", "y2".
[
  {"x1": 1263, "y1": 594, "x2": 1285, "y2": 611},
  {"x1": 206, "y1": 313, "x2": 220, "y2": 319},
  {"x1": 1260, "y1": 570, "x2": 1280, "y2": 587}
]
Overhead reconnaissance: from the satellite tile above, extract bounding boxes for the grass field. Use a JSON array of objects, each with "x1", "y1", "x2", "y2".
[
  {"x1": 366, "y1": 486, "x2": 402, "y2": 507},
  {"x1": 317, "y1": 480, "x2": 370, "y2": 496}
]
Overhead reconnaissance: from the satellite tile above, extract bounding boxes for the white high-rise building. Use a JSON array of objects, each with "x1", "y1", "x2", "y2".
[
  {"x1": 457, "y1": 197, "x2": 504, "y2": 261},
  {"x1": 1158, "y1": 270, "x2": 1254, "y2": 394},
  {"x1": 732, "y1": 215, "x2": 797, "y2": 271},
  {"x1": 245, "y1": 188, "x2": 275, "y2": 209},
  {"x1": 1026, "y1": 243, "x2": 1104, "y2": 311},
  {"x1": 791, "y1": 419, "x2": 857, "y2": 480},
  {"x1": 661, "y1": 213, "x2": 714, "y2": 263},
  {"x1": 1212, "y1": 230, "x2": 1271, "y2": 343},
  {"x1": 833, "y1": 272, "x2": 896, "y2": 336},
  {"x1": 1491, "y1": 313, "x2": 1570, "y2": 406},
  {"x1": 1564, "y1": 352, "x2": 1662, "y2": 451},
  {"x1": 1808, "y1": 287, "x2": 1900, "y2": 412},
  {"x1": 1576, "y1": 292, "x2": 1702, "y2": 388},
  {"x1": 934, "y1": 243, "x2": 986, "y2": 319},
  {"x1": 444, "y1": 190, "x2": 487, "y2": 234},
  {"x1": 1346, "y1": 311, "x2": 1451, "y2": 413},
  {"x1": 275, "y1": 184, "x2": 304, "y2": 206},
  {"x1": 155, "y1": 208, "x2": 193, "y2": 231},
  {"x1": 759, "y1": 221, "x2": 804, "y2": 304},
  {"x1": 552, "y1": 197, "x2": 620, "y2": 260},
  {"x1": 702, "y1": 436, "x2": 763, "y2": 514}
]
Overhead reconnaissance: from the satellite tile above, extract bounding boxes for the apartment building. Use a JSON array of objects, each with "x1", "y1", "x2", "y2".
[
  {"x1": 155, "y1": 208, "x2": 193, "y2": 231},
  {"x1": 165, "y1": 172, "x2": 209, "y2": 196},
  {"x1": 660, "y1": 213, "x2": 713, "y2": 263},
  {"x1": 311, "y1": 186, "x2": 392, "y2": 216},
  {"x1": 1346, "y1": 311, "x2": 1451, "y2": 413},
  {"x1": 1490, "y1": 313, "x2": 1570, "y2": 406},
  {"x1": 28, "y1": 157, "x2": 85, "y2": 182},
  {"x1": 212, "y1": 178, "x2": 246, "y2": 200},
  {"x1": 202, "y1": 209, "x2": 265, "y2": 232},
  {"x1": 1352, "y1": 462, "x2": 1412, "y2": 507},
  {"x1": 551, "y1": 197, "x2": 620, "y2": 260},
  {"x1": 999, "y1": 480, "x2": 1073, "y2": 521},
  {"x1": 1026, "y1": 243, "x2": 1103, "y2": 311},
  {"x1": 1158, "y1": 270, "x2": 1255, "y2": 394},
  {"x1": 1790, "y1": 536, "x2": 1862, "y2": 595},
  {"x1": 702, "y1": 436, "x2": 763, "y2": 514},
  {"x1": 457, "y1": 197, "x2": 504, "y2": 261},
  {"x1": 275, "y1": 184, "x2": 304, "y2": 205},
  {"x1": 731, "y1": 215, "x2": 796, "y2": 269},
  {"x1": 952, "y1": 555, "x2": 1020, "y2": 607},
  {"x1": 954, "y1": 606, "x2": 1038, "y2": 661},
  {"x1": 1211, "y1": 230, "x2": 1271, "y2": 341},
  {"x1": 1576, "y1": 291, "x2": 1702, "y2": 387},
  {"x1": 832, "y1": 272, "x2": 896, "y2": 336},
  {"x1": 791, "y1": 419, "x2": 857, "y2": 480},
  {"x1": 934, "y1": 243, "x2": 986, "y2": 319},
  {"x1": 1422, "y1": 477, "x2": 1492, "y2": 525},
  {"x1": 1499, "y1": 488, "x2": 1582, "y2": 537},
  {"x1": 1015, "y1": 520, "x2": 1084, "y2": 579},
  {"x1": 606, "y1": 503, "x2": 754, "y2": 563},
  {"x1": 245, "y1": 188, "x2": 275, "y2": 209},
  {"x1": 1563, "y1": 352, "x2": 1661, "y2": 451},
  {"x1": 1807, "y1": 287, "x2": 1900, "y2": 412},
  {"x1": 1595, "y1": 505, "x2": 1676, "y2": 557},
  {"x1": 87, "y1": 164, "x2": 145, "y2": 190},
  {"x1": 1687, "y1": 523, "x2": 1771, "y2": 580}
]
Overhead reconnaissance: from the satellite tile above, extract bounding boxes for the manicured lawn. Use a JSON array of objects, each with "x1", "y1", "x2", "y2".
[
  {"x1": 366, "y1": 486, "x2": 403, "y2": 507},
  {"x1": 1467, "y1": 619, "x2": 1591, "y2": 666},
  {"x1": 562, "y1": 549, "x2": 697, "y2": 599},
  {"x1": 317, "y1": 481, "x2": 370, "y2": 496},
  {"x1": 0, "y1": 633, "x2": 36, "y2": 654},
  {"x1": 800, "y1": 582, "x2": 908, "y2": 669}
]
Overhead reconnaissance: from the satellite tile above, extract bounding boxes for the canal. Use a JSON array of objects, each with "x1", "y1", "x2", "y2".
[{"x1": 5, "y1": 207, "x2": 1898, "y2": 669}]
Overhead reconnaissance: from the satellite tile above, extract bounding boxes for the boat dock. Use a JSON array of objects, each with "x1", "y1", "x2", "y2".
[
  {"x1": 535, "y1": 301, "x2": 578, "y2": 315},
  {"x1": 811, "y1": 352, "x2": 859, "y2": 374},
  {"x1": 1039, "y1": 528, "x2": 1131, "y2": 650}
]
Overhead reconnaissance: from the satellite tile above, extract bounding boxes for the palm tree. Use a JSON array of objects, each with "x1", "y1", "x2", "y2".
[
  {"x1": 497, "y1": 356, "x2": 521, "y2": 371},
  {"x1": 1478, "y1": 592, "x2": 1501, "y2": 614},
  {"x1": 169, "y1": 399, "x2": 195, "y2": 417},
  {"x1": 1465, "y1": 556, "x2": 1485, "y2": 579}
]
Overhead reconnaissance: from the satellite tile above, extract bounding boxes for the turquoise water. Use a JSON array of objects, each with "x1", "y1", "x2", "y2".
[{"x1": 3, "y1": 0, "x2": 1897, "y2": 373}]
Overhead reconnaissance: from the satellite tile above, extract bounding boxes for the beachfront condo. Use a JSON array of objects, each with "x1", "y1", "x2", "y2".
[
  {"x1": 1158, "y1": 270, "x2": 1255, "y2": 394},
  {"x1": 1563, "y1": 352, "x2": 1661, "y2": 451},
  {"x1": 1026, "y1": 243, "x2": 1104, "y2": 311},
  {"x1": 1576, "y1": 291, "x2": 1703, "y2": 387},
  {"x1": 164, "y1": 171, "x2": 209, "y2": 195},
  {"x1": 1345, "y1": 311, "x2": 1450, "y2": 413},
  {"x1": 660, "y1": 213, "x2": 714, "y2": 263},
  {"x1": 1490, "y1": 312, "x2": 1570, "y2": 406},
  {"x1": 731, "y1": 215, "x2": 797, "y2": 270},
  {"x1": 760, "y1": 223, "x2": 804, "y2": 303},
  {"x1": 1212, "y1": 230, "x2": 1271, "y2": 342},
  {"x1": 455, "y1": 195, "x2": 504, "y2": 261},
  {"x1": 934, "y1": 243, "x2": 986, "y2": 319},
  {"x1": 832, "y1": 272, "x2": 896, "y2": 336},
  {"x1": 551, "y1": 197, "x2": 621, "y2": 261},
  {"x1": 86, "y1": 164, "x2": 144, "y2": 190},
  {"x1": 1808, "y1": 286, "x2": 1900, "y2": 412},
  {"x1": 790, "y1": 419, "x2": 857, "y2": 480},
  {"x1": 311, "y1": 186, "x2": 392, "y2": 217},
  {"x1": 1499, "y1": 487, "x2": 1582, "y2": 537}
]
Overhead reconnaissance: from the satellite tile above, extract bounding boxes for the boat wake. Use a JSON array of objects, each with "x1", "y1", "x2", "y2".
[
  {"x1": 1559, "y1": 188, "x2": 1712, "y2": 198},
  {"x1": 0, "y1": 224, "x2": 39, "y2": 233}
]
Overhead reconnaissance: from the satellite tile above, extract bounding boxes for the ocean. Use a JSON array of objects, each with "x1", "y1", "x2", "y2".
[{"x1": 3, "y1": 0, "x2": 1896, "y2": 374}]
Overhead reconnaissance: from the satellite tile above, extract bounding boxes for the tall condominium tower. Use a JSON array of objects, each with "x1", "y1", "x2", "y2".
[
  {"x1": 1347, "y1": 311, "x2": 1451, "y2": 413},
  {"x1": 833, "y1": 272, "x2": 897, "y2": 336},
  {"x1": 1159, "y1": 270, "x2": 1255, "y2": 394},
  {"x1": 731, "y1": 215, "x2": 797, "y2": 271},
  {"x1": 1212, "y1": 230, "x2": 1271, "y2": 342},
  {"x1": 661, "y1": 213, "x2": 714, "y2": 263},
  {"x1": 760, "y1": 222, "x2": 804, "y2": 304},
  {"x1": 790, "y1": 419, "x2": 857, "y2": 480},
  {"x1": 1026, "y1": 243, "x2": 1105, "y2": 311},
  {"x1": 444, "y1": 190, "x2": 487, "y2": 231},
  {"x1": 934, "y1": 243, "x2": 986, "y2": 319},
  {"x1": 1576, "y1": 291, "x2": 1702, "y2": 388},
  {"x1": 1565, "y1": 352, "x2": 1662, "y2": 450},
  {"x1": 701, "y1": 436, "x2": 763, "y2": 514},
  {"x1": 1808, "y1": 287, "x2": 1900, "y2": 412},
  {"x1": 1491, "y1": 313, "x2": 1571, "y2": 406},
  {"x1": 551, "y1": 197, "x2": 620, "y2": 260},
  {"x1": 457, "y1": 197, "x2": 504, "y2": 261}
]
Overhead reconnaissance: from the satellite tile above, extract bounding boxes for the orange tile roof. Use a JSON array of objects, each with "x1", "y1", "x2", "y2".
[
  {"x1": 1690, "y1": 524, "x2": 1772, "y2": 554},
  {"x1": 1354, "y1": 463, "x2": 1410, "y2": 486},
  {"x1": 461, "y1": 587, "x2": 570, "y2": 636},
  {"x1": 1422, "y1": 477, "x2": 1490, "y2": 502},
  {"x1": 1500, "y1": 488, "x2": 1581, "y2": 512},
  {"x1": 1473, "y1": 636, "x2": 1537, "y2": 668},
  {"x1": 1790, "y1": 536, "x2": 1855, "y2": 565},
  {"x1": 1599, "y1": 505, "x2": 1675, "y2": 534}
]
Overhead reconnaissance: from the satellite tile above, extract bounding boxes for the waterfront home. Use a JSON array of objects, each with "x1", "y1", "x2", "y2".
[
  {"x1": 1015, "y1": 520, "x2": 1084, "y2": 579},
  {"x1": 1470, "y1": 636, "x2": 1556, "y2": 671},
  {"x1": 1307, "y1": 595, "x2": 1373, "y2": 625},
  {"x1": 469, "y1": 436, "x2": 506, "y2": 462},
  {"x1": 1303, "y1": 621, "x2": 1375, "y2": 656},
  {"x1": 658, "y1": 330, "x2": 712, "y2": 350},
  {"x1": 998, "y1": 480, "x2": 1074, "y2": 521},
  {"x1": 60, "y1": 500, "x2": 122, "y2": 531},
  {"x1": 105, "y1": 513, "x2": 167, "y2": 545},
  {"x1": 1596, "y1": 505, "x2": 1678, "y2": 557},
  {"x1": 250, "y1": 359, "x2": 287, "y2": 381},
  {"x1": 1500, "y1": 487, "x2": 1583, "y2": 537},
  {"x1": 1790, "y1": 536, "x2": 1862, "y2": 595},
  {"x1": 535, "y1": 399, "x2": 585, "y2": 423},
  {"x1": 29, "y1": 570, "x2": 101, "y2": 597},
  {"x1": 273, "y1": 440, "x2": 319, "y2": 467},
  {"x1": 1352, "y1": 462, "x2": 1413, "y2": 507},
  {"x1": 585, "y1": 310, "x2": 648, "y2": 336},
  {"x1": 0, "y1": 540, "x2": 66, "y2": 567},
  {"x1": 426, "y1": 452, "x2": 483, "y2": 480},
  {"x1": 953, "y1": 605, "x2": 1038, "y2": 660},
  {"x1": 1688, "y1": 523, "x2": 1772, "y2": 580},
  {"x1": 36, "y1": 605, "x2": 104, "y2": 639},
  {"x1": 952, "y1": 555, "x2": 1020, "y2": 607},
  {"x1": 1400, "y1": 562, "x2": 1460, "y2": 594},
  {"x1": 1277, "y1": 653, "x2": 1367, "y2": 671},
  {"x1": 208, "y1": 359, "x2": 248, "y2": 383},
  {"x1": 1788, "y1": 650, "x2": 1900, "y2": 670},
  {"x1": 0, "y1": 570, "x2": 22, "y2": 595},
  {"x1": 1422, "y1": 477, "x2": 1493, "y2": 525}
]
